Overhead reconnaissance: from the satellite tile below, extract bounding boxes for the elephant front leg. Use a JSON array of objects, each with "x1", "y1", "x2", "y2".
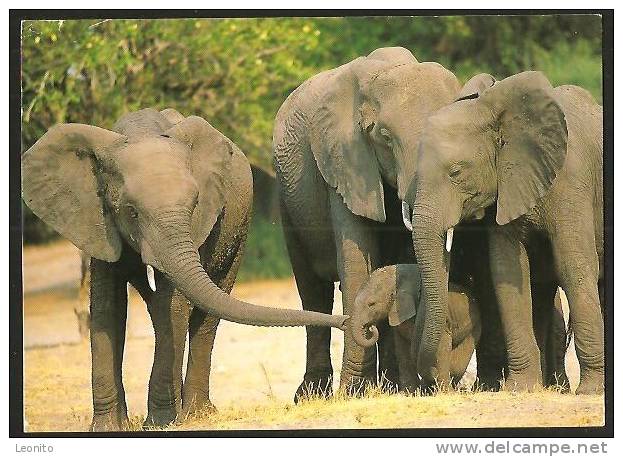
[
  {"x1": 181, "y1": 308, "x2": 219, "y2": 418},
  {"x1": 489, "y1": 228, "x2": 543, "y2": 391},
  {"x1": 144, "y1": 277, "x2": 190, "y2": 428},
  {"x1": 330, "y1": 193, "x2": 379, "y2": 395},
  {"x1": 281, "y1": 205, "x2": 335, "y2": 403},
  {"x1": 89, "y1": 259, "x2": 129, "y2": 432}
]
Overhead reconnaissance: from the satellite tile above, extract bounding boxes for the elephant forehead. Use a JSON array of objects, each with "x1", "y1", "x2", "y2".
[{"x1": 114, "y1": 137, "x2": 191, "y2": 169}]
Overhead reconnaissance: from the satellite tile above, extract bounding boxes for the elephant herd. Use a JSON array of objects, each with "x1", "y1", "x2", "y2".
[{"x1": 21, "y1": 47, "x2": 604, "y2": 431}]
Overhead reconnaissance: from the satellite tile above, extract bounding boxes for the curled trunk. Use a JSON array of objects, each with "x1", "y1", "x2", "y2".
[
  {"x1": 351, "y1": 314, "x2": 379, "y2": 348},
  {"x1": 148, "y1": 208, "x2": 348, "y2": 330}
]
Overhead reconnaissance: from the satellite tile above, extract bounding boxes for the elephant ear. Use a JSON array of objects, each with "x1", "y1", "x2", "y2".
[
  {"x1": 309, "y1": 59, "x2": 386, "y2": 222},
  {"x1": 159, "y1": 108, "x2": 186, "y2": 125},
  {"x1": 21, "y1": 124, "x2": 126, "y2": 261},
  {"x1": 481, "y1": 71, "x2": 568, "y2": 225},
  {"x1": 164, "y1": 116, "x2": 233, "y2": 247},
  {"x1": 388, "y1": 265, "x2": 421, "y2": 326},
  {"x1": 456, "y1": 73, "x2": 496, "y2": 101}
]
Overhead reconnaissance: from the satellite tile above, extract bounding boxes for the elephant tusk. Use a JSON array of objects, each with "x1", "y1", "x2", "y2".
[
  {"x1": 146, "y1": 265, "x2": 156, "y2": 292},
  {"x1": 401, "y1": 201, "x2": 413, "y2": 232},
  {"x1": 446, "y1": 227, "x2": 454, "y2": 252}
]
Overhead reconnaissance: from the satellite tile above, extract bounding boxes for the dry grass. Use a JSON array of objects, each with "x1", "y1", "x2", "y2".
[{"x1": 172, "y1": 388, "x2": 604, "y2": 430}]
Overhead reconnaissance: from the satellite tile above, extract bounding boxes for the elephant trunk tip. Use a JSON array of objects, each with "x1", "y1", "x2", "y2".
[{"x1": 352, "y1": 322, "x2": 379, "y2": 348}]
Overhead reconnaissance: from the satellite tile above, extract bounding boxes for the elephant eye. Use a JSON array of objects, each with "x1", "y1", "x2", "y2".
[
  {"x1": 379, "y1": 128, "x2": 392, "y2": 145},
  {"x1": 448, "y1": 164, "x2": 462, "y2": 179},
  {"x1": 126, "y1": 205, "x2": 139, "y2": 219}
]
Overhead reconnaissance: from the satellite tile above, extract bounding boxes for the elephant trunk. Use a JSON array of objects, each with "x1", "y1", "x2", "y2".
[
  {"x1": 411, "y1": 204, "x2": 450, "y2": 383},
  {"x1": 148, "y1": 208, "x2": 349, "y2": 329},
  {"x1": 350, "y1": 300, "x2": 379, "y2": 348}
]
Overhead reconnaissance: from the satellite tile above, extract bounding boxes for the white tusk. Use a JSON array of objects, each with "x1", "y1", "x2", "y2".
[
  {"x1": 146, "y1": 265, "x2": 156, "y2": 292},
  {"x1": 401, "y1": 201, "x2": 413, "y2": 232},
  {"x1": 446, "y1": 227, "x2": 454, "y2": 252}
]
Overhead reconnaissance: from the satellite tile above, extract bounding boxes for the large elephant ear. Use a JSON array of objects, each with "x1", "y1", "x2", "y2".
[
  {"x1": 164, "y1": 116, "x2": 233, "y2": 247},
  {"x1": 456, "y1": 73, "x2": 496, "y2": 101},
  {"x1": 21, "y1": 124, "x2": 126, "y2": 261},
  {"x1": 481, "y1": 71, "x2": 568, "y2": 225},
  {"x1": 309, "y1": 59, "x2": 387, "y2": 222}
]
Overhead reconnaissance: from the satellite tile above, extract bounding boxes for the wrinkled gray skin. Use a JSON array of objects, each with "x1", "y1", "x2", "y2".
[
  {"x1": 273, "y1": 47, "x2": 470, "y2": 400},
  {"x1": 352, "y1": 264, "x2": 570, "y2": 392},
  {"x1": 404, "y1": 71, "x2": 603, "y2": 394},
  {"x1": 22, "y1": 108, "x2": 348, "y2": 431},
  {"x1": 353, "y1": 264, "x2": 481, "y2": 392}
]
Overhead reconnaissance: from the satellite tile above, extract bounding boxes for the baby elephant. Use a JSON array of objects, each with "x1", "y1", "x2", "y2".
[{"x1": 352, "y1": 264, "x2": 480, "y2": 392}]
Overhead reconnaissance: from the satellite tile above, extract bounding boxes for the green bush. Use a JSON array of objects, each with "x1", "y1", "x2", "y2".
[
  {"x1": 20, "y1": 15, "x2": 604, "y2": 278},
  {"x1": 237, "y1": 218, "x2": 292, "y2": 282}
]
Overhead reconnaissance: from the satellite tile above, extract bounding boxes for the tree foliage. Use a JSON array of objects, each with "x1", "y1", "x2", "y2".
[{"x1": 21, "y1": 15, "x2": 603, "y2": 246}]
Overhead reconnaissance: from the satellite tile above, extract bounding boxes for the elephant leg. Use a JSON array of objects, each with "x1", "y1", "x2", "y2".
[
  {"x1": 394, "y1": 324, "x2": 419, "y2": 394},
  {"x1": 181, "y1": 307, "x2": 219, "y2": 418},
  {"x1": 450, "y1": 335, "x2": 476, "y2": 389},
  {"x1": 551, "y1": 218, "x2": 604, "y2": 395},
  {"x1": 377, "y1": 319, "x2": 399, "y2": 391},
  {"x1": 281, "y1": 207, "x2": 335, "y2": 402},
  {"x1": 330, "y1": 192, "x2": 379, "y2": 395},
  {"x1": 182, "y1": 237, "x2": 245, "y2": 416},
  {"x1": 89, "y1": 259, "x2": 129, "y2": 432},
  {"x1": 75, "y1": 254, "x2": 91, "y2": 340},
  {"x1": 531, "y1": 281, "x2": 557, "y2": 385},
  {"x1": 471, "y1": 247, "x2": 506, "y2": 391},
  {"x1": 489, "y1": 228, "x2": 542, "y2": 391},
  {"x1": 144, "y1": 274, "x2": 189, "y2": 428}
]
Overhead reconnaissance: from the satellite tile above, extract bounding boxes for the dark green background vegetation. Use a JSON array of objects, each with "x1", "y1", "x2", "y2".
[{"x1": 21, "y1": 15, "x2": 603, "y2": 280}]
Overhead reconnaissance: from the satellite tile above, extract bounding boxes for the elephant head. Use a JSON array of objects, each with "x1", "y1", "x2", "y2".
[
  {"x1": 309, "y1": 47, "x2": 461, "y2": 223},
  {"x1": 351, "y1": 264, "x2": 421, "y2": 348},
  {"x1": 405, "y1": 71, "x2": 568, "y2": 382},
  {"x1": 22, "y1": 109, "x2": 349, "y2": 330}
]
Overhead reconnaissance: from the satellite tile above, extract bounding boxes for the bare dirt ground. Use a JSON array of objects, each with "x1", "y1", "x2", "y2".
[{"x1": 22, "y1": 240, "x2": 604, "y2": 432}]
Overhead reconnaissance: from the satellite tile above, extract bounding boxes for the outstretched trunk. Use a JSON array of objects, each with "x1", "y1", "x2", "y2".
[
  {"x1": 411, "y1": 205, "x2": 450, "y2": 383},
  {"x1": 147, "y1": 208, "x2": 348, "y2": 330}
]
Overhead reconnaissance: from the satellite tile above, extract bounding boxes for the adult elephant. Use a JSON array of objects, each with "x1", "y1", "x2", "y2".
[
  {"x1": 273, "y1": 47, "x2": 506, "y2": 399},
  {"x1": 22, "y1": 108, "x2": 348, "y2": 431},
  {"x1": 398, "y1": 71, "x2": 603, "y2": 394}
]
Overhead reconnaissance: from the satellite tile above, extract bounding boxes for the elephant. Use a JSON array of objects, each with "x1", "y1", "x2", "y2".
[
  {"x1": 398, "y1": 71, "x2": 603, "y2": 394},
  {"x1": 273, "y1": 46, "x2": 508, "y2": 400},
  {"x1": 21, "y1": 108, "x2": 349, "y2": 431},
  {"x1": 352, "y1": 264, "x2": 481, "y2": 392},
  {"x1": 352, "y1": 263, "x2": 570, "y2": 392}
]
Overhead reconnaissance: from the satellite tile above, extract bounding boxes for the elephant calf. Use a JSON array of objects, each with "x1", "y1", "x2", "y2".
[{"x1": 352, "y1": 264, "x2": 481, "y2": 392}]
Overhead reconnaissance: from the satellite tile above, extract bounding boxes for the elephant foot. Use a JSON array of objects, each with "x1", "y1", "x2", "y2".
[
  {"x1": 294, "y1": 371, "x2": 333, "y2": 404},
  {"x1": 143, "y1": 406, "x2": 179, "y2": 430},
  {"x1": 399, "y1": 382, "x2": 420, "y2": 396},
  {"x1": 90, "y1": 407, "x2": 129, "y2": 432},
  {"x1": 181, "y1": 392, "x2": 217, "y2": 422},
  {"x1": 339, "y1": 374, "x2": 375, "y2": 398},
  {"x1": 546, "y1": 371, "x2": 571, "y2": 393},
  {"x1": 474, "y1": 374, "x2": 503, "y2": 392},
  {"x1": 575, "y1": 369, "x2": 604, "y2": 395},
  {"x1": 502, "y1": 371, "x2": 542, "y2": 392}
]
